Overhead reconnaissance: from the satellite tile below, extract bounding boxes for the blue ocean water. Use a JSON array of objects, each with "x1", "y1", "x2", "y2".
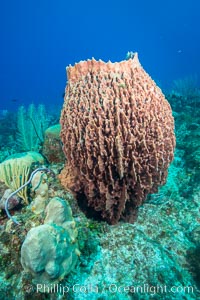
[{"x1": 0, "y1": 0, "x2": 199, "y2": 111}]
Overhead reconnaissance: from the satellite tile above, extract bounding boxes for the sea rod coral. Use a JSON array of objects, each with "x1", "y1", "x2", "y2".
[{"x1": 59, "y1": 53, "x2": 176, "y2": 224}]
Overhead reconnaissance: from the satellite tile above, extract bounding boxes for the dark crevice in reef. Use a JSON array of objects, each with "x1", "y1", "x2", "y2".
[{"x1": 76, "y1": 192, "x2": 103, "y2": 221}]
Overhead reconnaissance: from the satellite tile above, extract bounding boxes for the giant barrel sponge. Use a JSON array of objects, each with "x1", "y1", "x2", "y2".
[{"x1": 59, "y1": 53, "x2": 175, "y2": 224}]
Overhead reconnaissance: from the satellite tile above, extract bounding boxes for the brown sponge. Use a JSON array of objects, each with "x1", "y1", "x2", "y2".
[{"x1": 59, "y1": 53, "x2": 175, "y2": 224}]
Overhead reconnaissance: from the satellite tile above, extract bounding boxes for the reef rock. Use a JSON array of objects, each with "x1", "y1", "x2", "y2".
[
  {"x1": 42, "y1": 124, "x2": 65, "y2": 163},
  {"x1": 59, "y1": 53, "x2": 176, "y2": 224},
  {"x1": 29, "y1": 170, "x2": 49, "y2": 214},
  {"x1": 21, "y1": 197, "x2": 79, "y2": 283},
  {"x1": 0, "y1": 188, "x2": 21, "y2": 210}
]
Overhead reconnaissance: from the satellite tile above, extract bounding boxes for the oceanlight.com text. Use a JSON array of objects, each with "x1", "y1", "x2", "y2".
[{"x1": 35, "y1": 283, "x2": 195, "y2": 296}]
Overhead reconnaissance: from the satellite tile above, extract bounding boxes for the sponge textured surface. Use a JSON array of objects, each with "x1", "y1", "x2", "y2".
[{"x1": 60, "y1": 54, "x2": 175, "y2": 224}]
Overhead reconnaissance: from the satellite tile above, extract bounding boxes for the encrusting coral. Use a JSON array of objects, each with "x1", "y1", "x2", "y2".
[
  {"x1": 29, "y1": 169, "x2": 49, "y2": 214},
  {"x1": 21, "y1": 197, "x2": 80, "y2": 283},
  {"x1": 59, "y1": 53, "x2": 176, "y2": 224}
]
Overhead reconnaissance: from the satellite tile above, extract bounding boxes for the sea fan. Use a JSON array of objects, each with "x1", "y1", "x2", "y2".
[{"x1": 16, "y1": 104, "x2": 50, "y2": 151}]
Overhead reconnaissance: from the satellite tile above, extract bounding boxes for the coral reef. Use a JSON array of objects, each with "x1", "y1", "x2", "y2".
[
  {"x1": 17, "y1": 104, "x2": 50, "y2": 151},
  {"x1": 0, "y1": 185, "x2": 80, "y2": 299},
  {"x1": 0, "y1": 152, "x2": 45, "y2": 204},
  {"x1": 0, "y1": 111, "x2": 17, "y2": 150},
  {"x1": 1, "y1": 57, "x2": 199, "y2": 300},
  {"x1": 42, "y1": 124, "x2": 65, "y2": 163},
  {"x1": 29, "y1": 170, "x2": 49, "y2": 214},
  {"x1": 21, "y1": 197, "x2": 79, "y2": 284},
  {"x1": 67, "y1": 186, "x2": 200, "y2": 300},
  {"x1": 171, "y1": 75, "x2": 200, "y2": 100},
  {"x1": 59, "y1": 53, "x2": 175, "y2": 224},
  {"x1": 167, "y1": 76, "x2": 200, "y2": 114},
  {"x1": 0, "y1": 189, "x2": 21, "y2": 210},
  {"x1": 0, "y1": 115, "x2": 199, "y2": 299}
]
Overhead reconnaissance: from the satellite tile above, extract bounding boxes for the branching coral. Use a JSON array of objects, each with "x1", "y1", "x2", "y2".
[
  {"x1": 0, "y1": 161, "x2": 30, "y2": 204},
  {"x1": 59, "y1": 53, "x2": 176, "y2": 224}
]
